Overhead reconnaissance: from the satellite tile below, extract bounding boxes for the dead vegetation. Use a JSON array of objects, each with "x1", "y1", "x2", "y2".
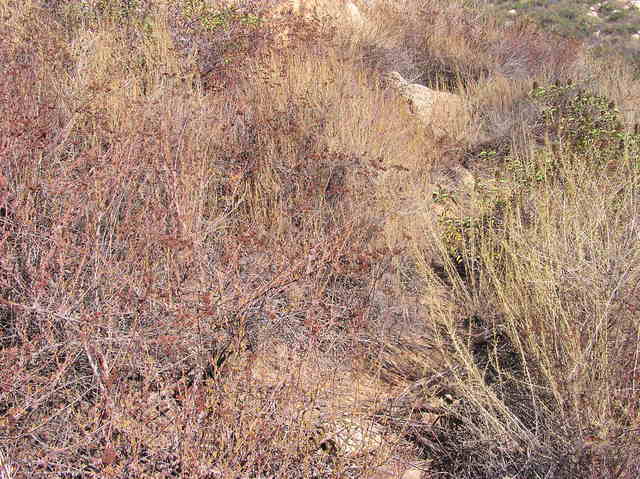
[{"x1": 0, "y1": 0, "x2": 639, "y2": 477}]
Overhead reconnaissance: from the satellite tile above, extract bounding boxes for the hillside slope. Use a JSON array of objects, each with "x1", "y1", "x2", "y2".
[{"x1": 1, "y1": 1, "x2": 639, "y2": 477}]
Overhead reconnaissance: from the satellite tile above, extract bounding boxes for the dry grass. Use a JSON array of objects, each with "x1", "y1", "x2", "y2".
[{"x1": 0, "y1": 0, "x2": 638, "y2": 477}]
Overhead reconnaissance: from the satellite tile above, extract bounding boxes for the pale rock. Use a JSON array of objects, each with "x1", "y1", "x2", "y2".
[
  {"x1": 321, "y1": 416, "x2": 385, "y2": 455},
  {"x1": 345, "y1": 1, "x2": 365, "y2": 27},
  {"x1": 383, "y1": 71, "x2": 470, "y2": 138},
  {"x1": 250, "y1": 341, "x2": 429, "y2": 476},
  {"x1": 319, "y1": 417, "x2": 428, "y2": 478},
  {"x1": 269, "y1": 0, "x2": 372, "y2": 46},
  {"x1": 288, "y1": 0, "x2": 363, "y2": 21},
  {"x1": 371, "y1": 458, "x2": 427, "y2": 478}
]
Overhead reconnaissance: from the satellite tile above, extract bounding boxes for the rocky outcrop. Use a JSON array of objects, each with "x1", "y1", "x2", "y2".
[
  {"x1": 267, "y1": 4, "x2": 471, "y2": 140},
  {"x1": 345, "y1": 1, "x2": 365, "y2": 27},
  {"x1": 267, "y1": 1, "x2": 368, "y2": 49},
  {"x1": 273, "y1": 0, "x2": 365, "y2": 24},
  {"x1": 383, "y1": 71, "x2": 470, "y2": 139},
  {"x1": 249, "y1": 338, "x2": 429, "y2": 478}
]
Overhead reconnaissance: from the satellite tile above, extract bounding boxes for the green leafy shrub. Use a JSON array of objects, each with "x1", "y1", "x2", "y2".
[
  {"x1": 533, "y1": 82, "x2": 623, "y2": 153},
  {"x1": 502, "y1": 81, "x2": 640, "y2": 187},
  {"x1": 180, "y1": 0, "x2": 263, "y2": 32},
  {"x1": 442, "y1": 81, "x2": 640, "y2": 269}
]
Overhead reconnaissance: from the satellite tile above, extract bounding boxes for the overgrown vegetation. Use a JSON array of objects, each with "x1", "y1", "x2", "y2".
[
  {"x1": 479, "y1": 0, "x2": 640, "y2": 74},
  {"x1": 1, "y1": 0, "x2": 639, "y2": 478}
]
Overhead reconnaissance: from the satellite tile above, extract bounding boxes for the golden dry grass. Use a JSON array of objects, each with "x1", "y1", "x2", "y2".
[{"x1": 0, "y1": 0, "x2": 638, "y2": 477}]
